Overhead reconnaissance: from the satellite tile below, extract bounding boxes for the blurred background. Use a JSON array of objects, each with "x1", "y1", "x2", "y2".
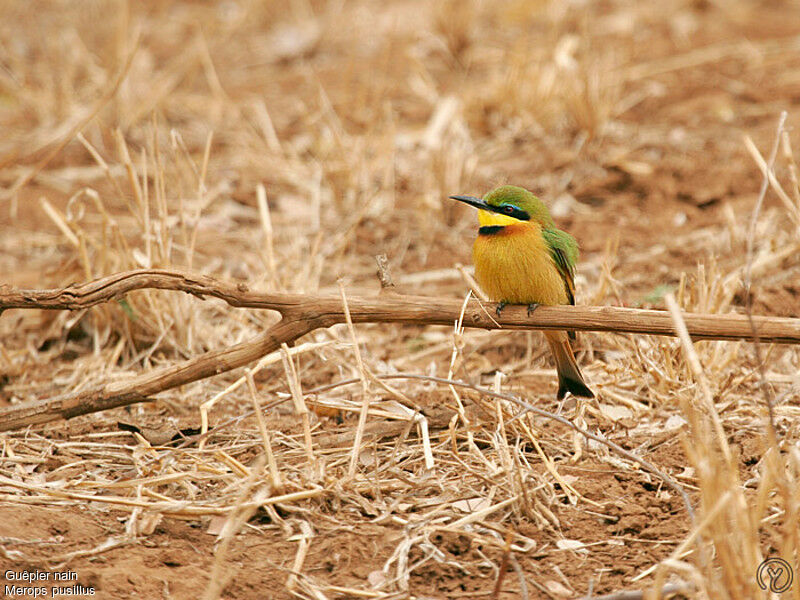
[
  {"x1": 2, "y1": 1, "x2": 798, "y2": 302},
  {"x1": 1, "y1": 1, "x2": 799, "y2": 598}
]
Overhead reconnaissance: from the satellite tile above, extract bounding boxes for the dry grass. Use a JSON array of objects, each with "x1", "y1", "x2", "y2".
[{"x1": 1, "y1": 1, "x2": 800, "y2": 598}]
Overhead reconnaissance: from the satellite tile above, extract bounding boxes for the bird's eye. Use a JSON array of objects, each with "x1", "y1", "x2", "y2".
[{"x1": 503, "y1": 205, "x2": 514, "y2": 213}]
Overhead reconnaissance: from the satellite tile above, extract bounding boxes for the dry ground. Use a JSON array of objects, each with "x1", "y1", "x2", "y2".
[{"x1": 1, "y1": 1, "x2": 800, "y2": 599}]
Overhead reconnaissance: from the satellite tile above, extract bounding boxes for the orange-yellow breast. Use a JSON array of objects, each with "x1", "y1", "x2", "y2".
[{"x1": 473, "y1": 223, "x2": 569, "y2": 306}]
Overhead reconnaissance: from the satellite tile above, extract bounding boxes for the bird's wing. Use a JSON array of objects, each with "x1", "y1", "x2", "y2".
[
  {"x1": 542, "y1": 228, "x2": 579, "y2": 340},
  {"x1": 542, "y1": 228, "x2": 578, "y2": 305}
]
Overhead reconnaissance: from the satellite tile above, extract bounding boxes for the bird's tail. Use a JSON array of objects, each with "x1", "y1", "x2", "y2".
[{"x1": 545, "y1": 331, "x2": 594, "y2": 400}]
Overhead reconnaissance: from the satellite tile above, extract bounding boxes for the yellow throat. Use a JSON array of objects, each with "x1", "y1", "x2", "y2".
[{"x1": 477, "y1": 209, "x2": 523, "y2": 227}]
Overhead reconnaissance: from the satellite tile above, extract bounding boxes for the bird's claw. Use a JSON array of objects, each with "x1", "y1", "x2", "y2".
[
  {"x1": 495, "y1": 301, "x2": 507, "y2": 317},
  {"x1": 527, "y1": 303, "x2": 540, "y2": 317}
]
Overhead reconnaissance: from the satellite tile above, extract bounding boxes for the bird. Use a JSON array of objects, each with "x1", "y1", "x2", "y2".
[{"x1": 450, "y1": 185, "x2": 594, "y2": 400}]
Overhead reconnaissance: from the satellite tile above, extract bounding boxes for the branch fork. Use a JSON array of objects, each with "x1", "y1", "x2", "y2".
[{"x1": 1, "y1": 268, "x2": 799, "y2": 431}]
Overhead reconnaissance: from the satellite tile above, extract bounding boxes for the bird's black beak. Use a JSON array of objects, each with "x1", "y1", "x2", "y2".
[{"x1": 449, "y1": 195, "x2": 491, "y2": 211}]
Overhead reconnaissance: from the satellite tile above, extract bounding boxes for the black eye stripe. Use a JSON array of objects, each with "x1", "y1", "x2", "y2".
[{"x1": 496, "y1": 204, "x2": 530, "y2": 220}]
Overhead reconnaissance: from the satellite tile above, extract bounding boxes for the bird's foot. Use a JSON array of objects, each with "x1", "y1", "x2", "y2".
[
  {"x1": 495, "y1": 301, "x2": 507, "y2": 317},
  {"x1": 527, "y1": 303, "x2": 540, "y2": 317}
]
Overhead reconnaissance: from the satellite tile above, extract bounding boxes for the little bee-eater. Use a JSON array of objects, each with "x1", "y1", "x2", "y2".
[{"x1": 450, "y1": 185, "x2": 594, "y2": 400}]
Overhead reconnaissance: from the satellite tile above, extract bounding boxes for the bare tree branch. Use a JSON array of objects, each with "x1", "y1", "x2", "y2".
[
  {"x1": 2, "y1": 268, "x2": 799, "y2": 341},
  {"x1": 1, "y1": 268, "x2": 799, "y2": 432}
]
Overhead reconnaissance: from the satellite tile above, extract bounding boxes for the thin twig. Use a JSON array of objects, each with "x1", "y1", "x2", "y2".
[
  {"x1": 257, "y1": 184, "x2": 279, "y2": 288},
  {"x1": 285, "y1": 521, "x2": 314, "y2": 593},
  {"x1": 341, "y1": 281, "x2": 372, "y2": 478},
  {"x1": 743, "y1": 111, "x2": 787, "y2": 449},
  {"x1": 492, "y1": 530, "x2": 513, "y2": 598},
  {"x1": 202, "y1": 458, "x2": 268, "y2": 600},
  {"x1": 665, "y1": 294, "x2": 733, "y2": 466},
  {"x1": 375, "y1": 254, "x2": 394, "y2": 289},
  {"x1": 280, "y1": 343, "x2": 315, "y2": 465},
  {"x1": 245, "y1": 369, "x2": 282, "y2": 490}
]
